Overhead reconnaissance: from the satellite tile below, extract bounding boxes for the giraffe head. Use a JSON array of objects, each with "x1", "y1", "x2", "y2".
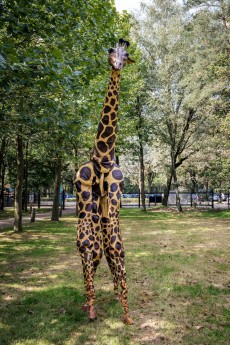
[{"x1": 108, "y1": 38, "x2": 134, "y2": 70}]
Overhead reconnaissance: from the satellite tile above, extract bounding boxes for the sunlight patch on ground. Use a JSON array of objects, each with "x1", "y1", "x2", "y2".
[
  {"x1": 0, "y1": 322, "x2": 11, "y2": 330},
  {"x1": 64, "y1": 332, "x2": 82, "y2": 345},
  {"x1": 104, "y1": 319, "x2": 124, "y2": 330},
  {"x1": 131, "y1": 251, "x2": 150, "y2": 257},
  {"x1": 99, "y1": 283, "x2": 114, "y2": 292},
  {"x1": 99, "y1": 333, "x2": 120, "y2": 345},
  {"x1": 1, "y1": 293, "x2": 17, "y2": 301},
  {"x1": 1, "y1": 283, "x2": 46, "y2": 292},
  {"x1": 139, "y1": 230, "x2": 178, "y2": 235},
  {"x1": 137, "y1": 332, "x2": 170, "y2": 343},
  {"x1": 140, "y1": 318, "x2": 173, "y2": 331},
  {"x1": 14, "y1": 340, "x2": 53, "y2": 345},
  {"x1": 137, "y1": 317, "x2": 175, "y2": 344}
]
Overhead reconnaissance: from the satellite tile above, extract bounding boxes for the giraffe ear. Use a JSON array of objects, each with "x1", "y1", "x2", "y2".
[{"x1": 127, "y1": 57, "x2": 135, "y2": 64}]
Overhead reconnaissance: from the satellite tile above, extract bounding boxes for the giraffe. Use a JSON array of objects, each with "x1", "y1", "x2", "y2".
[{"x1": 74, "y1": 38, "x2": 134, "y2": 325}]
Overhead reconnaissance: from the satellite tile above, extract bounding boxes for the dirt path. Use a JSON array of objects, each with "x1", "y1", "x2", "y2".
[{"x1": 0, "y1": 206, "x2": 76, "y2": 230}]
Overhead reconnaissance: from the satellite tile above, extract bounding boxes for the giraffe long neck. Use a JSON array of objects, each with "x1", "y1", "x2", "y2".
[{"x1": 92, "y1": 69, "x2": 121, "y2": 173}]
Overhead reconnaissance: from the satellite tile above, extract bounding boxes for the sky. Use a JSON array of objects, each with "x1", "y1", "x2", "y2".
[{"x1": 114, "y1": 0, "x2": 142, "y2": 12}]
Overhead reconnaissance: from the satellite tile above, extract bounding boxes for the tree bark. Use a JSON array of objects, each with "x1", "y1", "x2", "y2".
[
  {"x1": 147, "y1": 171, "x2": 155, "y2": 193},
  {"x1": 0, "y1": 163, "x2": 6, "y2": 211},
  {"x1": 14, "y1": 135, "x2": 24, "y2": 232},
  {"x1": 172, "y1": 160, "x2": 182, "y2": 212},
  {"x1": 0, "y1": 137, "x2": 6, "y2": 174},
  {"x1": 0, "y1": 137, "x2": 7, "y2": 210},
  {"x1": 220, "y1": 1, "x2": 230, "y2": 59},
  {"x1": 51, "y1": 157, "x2": 62, "y2": 221},
  {"x1": 137, "y1": 96, "x2": 146, "y2": 211},
  {"x1": 38, "y1": 190, "x2": 41, "y2": 209},
  {"x1": 139, "y1": 139, "x2": 146, "y2": 211},
  {"x1": 162, "y1": 151, "x2": 193, "y2": 206},
  {"x1": 23, "y1": 141, "x2": 29, "y2": 212},
  {"x1": 162, "y1": 172, "x2": 173, "y2": 206},
  {"x1": 73, "y1": 145, "x2": 78, "y2": 216}
]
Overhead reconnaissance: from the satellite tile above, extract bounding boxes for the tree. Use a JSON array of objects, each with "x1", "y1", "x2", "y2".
[
  {"x1": 133, "y1": 0, "x2": 229, "y2": 210},
  {"x1": 0, "y1": 0, "x2": 122, "y2": 228}
]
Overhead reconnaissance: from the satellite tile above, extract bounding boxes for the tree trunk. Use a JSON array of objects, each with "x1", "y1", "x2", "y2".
[
  {"x1": 73, "y1": 145, "x2": 78, "y2": 216},
  {"x1": 162, "y1": 172, "x2": 173, "y2": 206},
  {"x1": 147, "y1": 171, "x2": 155, "y2": 193},
  {"x1": 51, "y1": 157, "x2": 62, "y2": 221},
  {"x1": 14, "y1": 135, "x2": 24, "y2": 232},
  {"x1": 0, "y1": 137, "x2": 6, "y2": 175},
  {"x1": 38, "y1": 190, "x2": 41, "y2": 209},
  {"x1": 136, "y1": 96, "x2": 146, "y2": 211},
  {"x1": 23, "y1": 141, "x2": 29, "y2": 212},
  {"x1": 173, "y1": 167, "x2": 182, "y2": 212},
  {"x1": 139, "y1": 139, "x2": 146, "y2": 211},
  {"x1": 0, "y1": 163, "x2": 6, "y2": 211},
  {"x1": 0, "y1": 137, "x2": 7, "y2": 211},
  {"x1": 189, "y1": 169, "x2": 197, "y2": 194},
  {"x1": 163, "y1": 153, "x2": 189, "y2": 207}
]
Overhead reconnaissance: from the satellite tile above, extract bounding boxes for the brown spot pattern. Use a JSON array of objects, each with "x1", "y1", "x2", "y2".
[{"x1": 75, "y1": 67, "x2": 131, "y2": 323}]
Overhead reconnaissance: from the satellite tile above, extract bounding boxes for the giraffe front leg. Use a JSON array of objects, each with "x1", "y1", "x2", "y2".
[
  {"x1": 77, "y1": 228, "x2": 97, "y2": 321},
  {"x1": 80, "y1": 253, "x2": 97, "y2": 320},
  {"x1": 76, "y1": 176, "x2": 101, "y2": 322}
]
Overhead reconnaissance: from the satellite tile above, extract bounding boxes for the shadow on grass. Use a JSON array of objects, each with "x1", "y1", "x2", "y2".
[
  {"x1": 0, "y1": 286, "x2": 134, "y2": 345},
  {"x1": 1, "y1": 286, "x2": 84, "y2": 345},
  {"x1": 173, "y1": 283, "x2": 229, "y2": 297},
  {"x1": 0, "y1": 222, "x2": 75, "y2": 260}
]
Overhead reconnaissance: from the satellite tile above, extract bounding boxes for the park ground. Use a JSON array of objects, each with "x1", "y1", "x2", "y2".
[{"x1": 0, "y1": 208, "x2": 230, "y2": 345}]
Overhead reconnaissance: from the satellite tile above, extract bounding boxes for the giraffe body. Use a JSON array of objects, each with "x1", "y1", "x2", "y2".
[{"x1": 75, "y1": 39, "x2": 134, "y2": 324}]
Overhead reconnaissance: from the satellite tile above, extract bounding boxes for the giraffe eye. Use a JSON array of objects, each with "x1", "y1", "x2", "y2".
[
  {"x1": 108, "y1": 48, "x2": 116, "y2": 54},
  {"x1": 123, "y1": 53, "x2": 129, "y2": 59}
]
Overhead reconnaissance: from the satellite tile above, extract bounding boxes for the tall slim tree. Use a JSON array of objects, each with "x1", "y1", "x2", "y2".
[{"x1": 133, "y1": 0, "x2": 229, "y2": 209}]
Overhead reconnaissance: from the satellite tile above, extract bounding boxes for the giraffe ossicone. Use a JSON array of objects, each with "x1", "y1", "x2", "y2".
[{"x1": 75, "y1": 38, "x2": 134, "y2": 325}]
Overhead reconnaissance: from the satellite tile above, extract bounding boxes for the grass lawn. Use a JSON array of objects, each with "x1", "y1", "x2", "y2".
[{"x1": 0, "y1": 208, "x2": 229, "y2": 345}]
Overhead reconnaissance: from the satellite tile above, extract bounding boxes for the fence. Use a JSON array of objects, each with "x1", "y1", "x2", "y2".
[
  {"x1": 1, "y1": 191, "x2": 66, "y2": 210},
  {"x1": 2, "y1": 190, "x2": 230, "y2": 210},
  {"x1": 121, "y1": 191, "x2": 230, "y2": 209},
  {"x1": 3, "y1": 192, "x2": 14, "y2": 207}
]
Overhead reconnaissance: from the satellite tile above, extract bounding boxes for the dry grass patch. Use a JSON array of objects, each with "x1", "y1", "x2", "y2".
[{"x1": 0, "y1": 209, "x2": 229, "y2": 345}]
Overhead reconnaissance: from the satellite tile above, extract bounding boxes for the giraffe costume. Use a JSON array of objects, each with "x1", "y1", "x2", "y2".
[{"x1": 74, "y1": 39, "x2": 134, "y2": 325}]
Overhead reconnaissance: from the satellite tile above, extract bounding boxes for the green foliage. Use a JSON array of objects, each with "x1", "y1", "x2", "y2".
[
  {"x1": 129, "y1": 0, "x2": 229, "y2": 194},
  {"x1": 0, "y1": 0, "x2": 134, "y2": 193}
]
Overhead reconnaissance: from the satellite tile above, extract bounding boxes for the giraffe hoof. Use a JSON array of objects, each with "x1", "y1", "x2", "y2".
[
  {"x1": 123, "y1": 314, "x2": 134, "y2": 325},
  {"x1": 82, "y1": 304, "x2": 89, "y2": 312},
  {"x1": 88, "y1": 306, "x2": 97, "y2": 321},
  {"x1": 114, "y1": 294, "x2": 120, "y2": 301},
  {"x1": 89, "y1": 316, "x2": 97, "y2": 322}
]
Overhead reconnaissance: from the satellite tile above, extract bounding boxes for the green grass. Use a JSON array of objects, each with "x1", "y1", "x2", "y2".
[{"x1": 0, "y1": 209, "x2": 230, "y2": 345}]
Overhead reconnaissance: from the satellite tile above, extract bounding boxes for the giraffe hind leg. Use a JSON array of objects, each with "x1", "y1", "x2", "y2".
[
  {"x1": 120, "y1": 278, "x2": 134, "y2": 325},
  {"x1": 102, "y1": 177, "x2": 134, "y2": 324}
]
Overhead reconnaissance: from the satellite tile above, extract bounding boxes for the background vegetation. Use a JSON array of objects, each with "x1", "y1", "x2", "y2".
[{"x1": 0, "y1": 0, "x2": 229, "y2": 229}]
